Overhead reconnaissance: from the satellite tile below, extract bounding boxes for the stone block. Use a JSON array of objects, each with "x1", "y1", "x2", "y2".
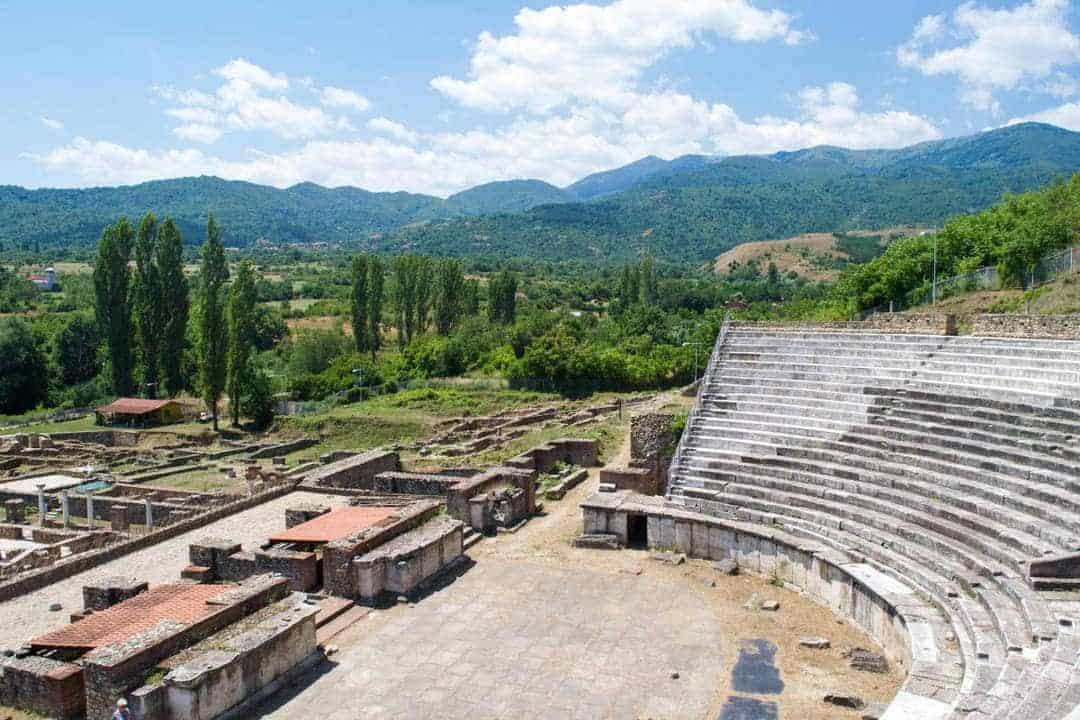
[{"x1": 82, "y1": 576, "x2": 148, "y2": 611}]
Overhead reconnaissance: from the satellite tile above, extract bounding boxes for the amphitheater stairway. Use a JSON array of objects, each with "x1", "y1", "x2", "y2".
[{"x1": 668, "y1": 327, "x2": 1080, "y2": 720}]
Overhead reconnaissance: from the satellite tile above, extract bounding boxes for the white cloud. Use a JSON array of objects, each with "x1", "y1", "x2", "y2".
[
  {"x1": 321, "y1": 86, "x2": 371, "y2": 112},
  {"x1": 431, "y1": 0, "x2": 807, "y2": 113},
  {"x1": 155, "y1": 59, "x2": 356, "y2": 142},
  {"x1": 368, "y1": 117, "x2": 418, "y2": 144},
  {"x1": 897, "y1": 0, "x2": 1080, "y2": 113},
  {"x1": 213, "y1": 57, "x2": 289, "y2": 91},
  {"x1": 40, "y1": 116, "x2": 64, "y2": 130},
  {"x1": 29, "y1": 84, "x2": 940, "y2": 197},
  {"x1": 1008, "y1": 101, "x2": 1080, "y2": 130}
]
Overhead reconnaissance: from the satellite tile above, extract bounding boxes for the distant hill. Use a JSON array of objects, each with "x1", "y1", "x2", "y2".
[
  {"x1": 3, "y1": 123, "x2": 1080, "y2": 261},
  {"x1": 445, "y1": 179, "x2": 572, "y2": 215}
]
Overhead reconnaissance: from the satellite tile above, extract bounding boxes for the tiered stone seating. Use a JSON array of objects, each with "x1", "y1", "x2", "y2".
[{"x1": 669, "y1": 326, "x2": 1080, "y2": 719}]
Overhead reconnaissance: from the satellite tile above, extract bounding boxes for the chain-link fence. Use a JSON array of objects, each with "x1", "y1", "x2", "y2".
[{"x1": 863, "y1": 245, "x2": 1080, "y2": 319}]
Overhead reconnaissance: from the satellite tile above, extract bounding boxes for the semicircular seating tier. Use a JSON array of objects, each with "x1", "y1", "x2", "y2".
[{"x1": 668, "y1": 324, "x2": 1080, "y2": 720}]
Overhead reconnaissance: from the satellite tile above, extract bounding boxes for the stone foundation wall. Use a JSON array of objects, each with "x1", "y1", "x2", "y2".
[
  {"x1": 733, "y1": 312, "x2": 956, "y2": 335},
  {"x1": 247, "y1": 436, "x2": 317, "y2": 459},
  {"x1": 81, "y1": 576, "x2": 290, "y2": 719},
  {"x1": 446, "y1": 467, "x2": 535, "y2": 527},
  {"x1": 506, "y1": 438, "x2": 599, "y2": 474},
  {"x1": 354, "y1": 517, "x2": 464, "y2": 602},
  {"x1": 598, "y1": 466, "x2": 659, "y2": 495},
  {"x1": 133, "y1": 595, "x2": 319, "y2": 720},
  {"x1": 322, "y1": 500, "x2": 442, "y2": 598},
  {"x1": 370, "y1": 471, "x2": 460, "y2": 495},
  {"x1": 969, "y1": 313, "x2": 1080, "y2": 339},
  {"x1": 304, "y1": 450, "x2": 400, "y2": 489},
  {"x1": 48, "y1": 430, "x2": 139, "y2": 446},
  {"x1": 0, "y1": 655, "x2": 85, "y2": 720}
]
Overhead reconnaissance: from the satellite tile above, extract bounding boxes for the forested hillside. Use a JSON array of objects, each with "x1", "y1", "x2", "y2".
[{"x1": 3, "y1": 123, "x2": 1079, "y2": 261}]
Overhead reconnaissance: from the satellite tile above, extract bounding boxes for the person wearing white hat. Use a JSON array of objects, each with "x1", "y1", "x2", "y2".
[{"x1": 112, "y1": 698, "x2": 131, "y2": 720}]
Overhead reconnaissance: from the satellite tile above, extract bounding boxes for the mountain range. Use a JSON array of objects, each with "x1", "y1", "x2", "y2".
[{"x1": 2, "y1": 122, "x2": 1079, "y2": 262}]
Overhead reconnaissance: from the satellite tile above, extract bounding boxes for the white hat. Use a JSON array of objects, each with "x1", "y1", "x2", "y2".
[{"x1": 117, "y1": 699, "x2": 128, "y2": 707}]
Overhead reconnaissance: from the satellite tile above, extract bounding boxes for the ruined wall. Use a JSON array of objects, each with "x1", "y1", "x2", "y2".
[
  {"x1": 968, "y1": 313, "x2": 1080, "y2": 339},
  {"x1": 0, "y1": 655, "x2": 85, "y2": 720},
  {"x1": 145, "y1": 597, "x2": 319, "y2": 720},
  {"x1": 354, "y1": 517, "x2": 464, "y2": 601},
  {"x1": 322, "y1": 501, "x2": 441, "y2": 598},
  {"x1": 370, "y1": 471, "x2": 460, "y2": 496},
  {"x1": 733, "y1": 312, "x2": 956, "y2": 335},
  {"x1": 304, "y1": 450, "x2": 400, "y2": 489},
  {"x1": 247, "y1": 436, "x2": 317, "y2": 459},
  {"x1": 446, "y1": 467, "x2": 535, "y2": 526},
  {"x1": 506, "y1": 438, "x2": 599, "y2": 474}
]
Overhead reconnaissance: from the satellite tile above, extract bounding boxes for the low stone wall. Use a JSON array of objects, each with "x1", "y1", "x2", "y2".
[
  {"x1": 733, "y1": 312, "x2": 956, "y2": 335},
  {"x1": 132, "y1": 594, "x2": 319, "y2": 720},
  {"x1": 370, "y1": 471, "x2": 461, "y2": 495},
  {"x1": 247, "y1": 436, "x2": 317, "y2": 460},
  {"x1": 581, "y1": 492, "x2": 959, "y2": 720},
  {"x1": 598, "y1": 466, "x2": 657, "y2": 495},
  {"x1": 304, "y1": 450, "x2": 400, "y2": 489},
  {"x1": 0, "y1": 655, "x2": 84, "y2": 719},
  {"x1": 354, "y1": 516, "x2": 464, "y2": 602},
  {"x1": 48, "y1": 430, "x2": 139, "y2": 447},
  {"x1": 322, "y1": 500, "x2": 442, "y2": 598},
  {"x1": 506, "y1": 438, "x2": 599, "y2": 474},
  {"x1": 969, "y1": 313, "x2": 1080, "y2": 340}
]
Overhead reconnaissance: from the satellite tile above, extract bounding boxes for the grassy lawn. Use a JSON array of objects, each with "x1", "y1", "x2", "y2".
[
  {"x1": 4, "y1": 414, "x2": 97, "y2": 434},
  {"x1": 281, "y1": 385, "x2": 560, "y2": 463}
]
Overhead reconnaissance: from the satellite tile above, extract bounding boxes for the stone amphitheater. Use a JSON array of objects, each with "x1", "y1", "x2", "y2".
[{"x1": 656, "y1": 314, "x2": 1080, "y2": 719}]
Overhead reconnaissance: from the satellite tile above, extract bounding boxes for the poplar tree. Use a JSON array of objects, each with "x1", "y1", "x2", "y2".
[
  {"x1": 226, "y1": 260, "x2": 257, "y2": 427},
  {"x1": 350, "y1": 254, "x2": 370, "y2": 352},
  {"x1": 414, "y1": 256, "x2": 433, "y2": 335},
  {"x1": 157, "y1": 217, "x2": 189, "y2": 396},
  {"x1": 488, "y1": 270, "x2": 517, "y2": 325},
  {"x1": 93, "y1": 218, "x2": 136, "y2": 396},
  {"x1": 133, "y1": 213, "x2": 162, "y2": 396},
  {"x1": 640, "y1": 255, "x2": 658, "y2": 307},
  {"x1": 368, "y1": 256, "x2": 384, "y2": 361},
  {"x1": 198, "y1": 215, "x2": 229, "y2": 431},
  {"x1": 393, "y1": 255, "x2": 417, "y2": 347},
  {"x1": 464, "y1": 279, "x2": 480, "y2": 316},
  {"x1": 435, "y1": 258, "x2": 465, "y2": 335}
]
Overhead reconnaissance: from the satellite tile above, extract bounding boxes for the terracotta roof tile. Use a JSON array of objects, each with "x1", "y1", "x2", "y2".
[
  {"x1": 31, "y1": 584, "x2": 231, "y2": 651},
  {"x1": 96, "y1": 398, "x2": 179, "y2": 415},
  {"x1": 270, "y1": 506, "x2": 398, "y2": 544}
]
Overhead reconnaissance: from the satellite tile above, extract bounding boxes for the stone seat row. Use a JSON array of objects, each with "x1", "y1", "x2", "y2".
[{"x1": 670, "y1": 328, "x2": 1080, "y2": 719}]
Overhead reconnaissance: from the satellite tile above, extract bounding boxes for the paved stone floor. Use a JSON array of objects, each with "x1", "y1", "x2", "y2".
[
  {"x1": 0, "y1": 491, "x2": 348, "y2": 648},
  {"x1": 253, "y1": 557, "x2": 726, "y2": 720}
]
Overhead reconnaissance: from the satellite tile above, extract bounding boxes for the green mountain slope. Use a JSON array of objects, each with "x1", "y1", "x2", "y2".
[
  {"x1": 3, "y1": 123, "x2": 1079, "y2": 260},
  {"x1": 386, "y1": 123, "x2": 1080, "y2": 261}
]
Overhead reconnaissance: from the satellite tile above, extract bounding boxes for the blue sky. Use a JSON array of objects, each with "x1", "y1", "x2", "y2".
[{"x1": 2, "y1": 0, "x2": 1079, "y2": 195}]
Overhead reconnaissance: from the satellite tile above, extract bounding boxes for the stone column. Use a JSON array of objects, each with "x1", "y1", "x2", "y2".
[
  {"x1": 36, "y1": 484, "x2": 47, "y2": 527},
  {"x1": 145, "y1": 498, "x2": 153, "y2": 531},
  {"x1": 61, "y1": 491, "x2": 70, "y2": 529},
  {"x1": 85, "y1": 494, "x2": 94, "y2": 530}
]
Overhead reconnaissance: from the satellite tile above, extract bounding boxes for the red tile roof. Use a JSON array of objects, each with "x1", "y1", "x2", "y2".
[
  {"x1": 269, "y1": 506, "x2": 398, "y2": 544},
  {"x1": 96, "y1": 398, "x2": 179, "y2": 415},
  {"x1": 31, "y1": 584, "x2": 231, "y2": 651}
]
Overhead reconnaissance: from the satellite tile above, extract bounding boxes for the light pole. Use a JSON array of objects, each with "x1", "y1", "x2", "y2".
[
  {"x1": 931, "y1": 234, "x2": 938, "y2": 305},
  {"x1": 682, "y1": 342, "x2": 704, "y2": 382}
]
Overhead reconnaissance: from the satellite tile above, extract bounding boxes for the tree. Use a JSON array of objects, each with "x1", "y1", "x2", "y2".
[
  {"x1": 0, "y1": 318, "x2": 48, "y2": 415},
  {"x1": 350, "y1": 254, "x2": 370, "y2": 353},
  {"x1": 368, "y1": 255, "x2": 384, "y2": 361},
  {"x1": 243, "y1": 369, "x2": 275, "y2": 430},
  {"x1": 227, "y1": 260, "x2": 257, "y2": 426},
  {"x1": 434, "y1": 258, "x2": 465, "y2": 335},
  {"x1": 93, "y1": 218, "x2": 136, "y2": 396},
  {"x1": 56, "y1": 315, "x2": 101, "y2": 386},
  {"x1": 640, "y1": 255, "x2": 658, "y2": 306},
  {"x1": 393, "y1": 255, "x2": 418, "y2": 347},
  {"x1": 157, "y1": 217, "x2": 189, "y2": 396},
  {"x1": 197, "y1": 215, "x2": 229, "y2": 431},
  {"x1": 463, "y1": 279, "x2": 481, "y2": 316},
  {"x1": 133, "y1": 213, "x2": 162, "y2": 396},
  {"x1": 489, "y1": 270, "x2": 518, "y2": 324},
  {"x1": 414, "y1": 256, "x2": 433, "y2": 335}
]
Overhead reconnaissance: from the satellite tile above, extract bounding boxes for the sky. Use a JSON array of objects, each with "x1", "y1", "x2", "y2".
[{"x1": 1, "y1": 0, "x2": 1079, "y2": 197}]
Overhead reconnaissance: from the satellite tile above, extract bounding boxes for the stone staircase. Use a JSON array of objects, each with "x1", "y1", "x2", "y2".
[{"x1": 668, "y1": 326, "x2": 1080, "y2": 720}]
